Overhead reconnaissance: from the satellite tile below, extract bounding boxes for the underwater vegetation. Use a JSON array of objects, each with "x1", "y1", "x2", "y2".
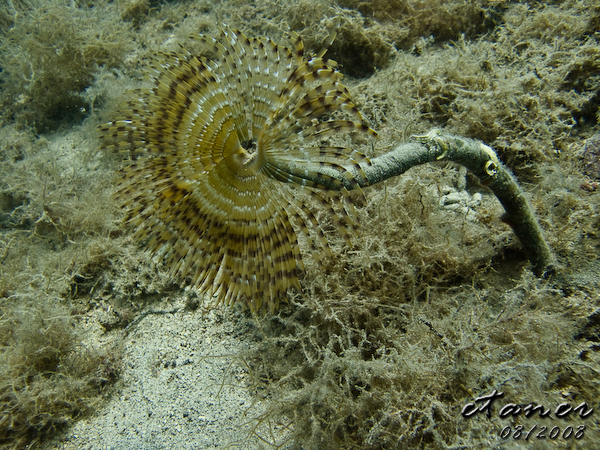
[
  {"x1": 0, "y1": 1, "x2": 128, "y2": 448},
  {"x1": 0, "y1": 296, "x2": 120, "y2": 448},
  {"x1": 0, "y1": 0, "x2": 599, "y2": 449},
  {"x1": 0, "y1": 1, "x2": 127, "y2": 133}
]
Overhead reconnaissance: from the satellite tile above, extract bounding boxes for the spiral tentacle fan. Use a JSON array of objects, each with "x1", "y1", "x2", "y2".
[{"x1": 99, "y1": 24, "x2": 376, "y2": 313}]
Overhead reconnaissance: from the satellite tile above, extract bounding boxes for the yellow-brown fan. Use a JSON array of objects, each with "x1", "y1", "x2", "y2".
[{"x1": 99, "y1": 24, "x2": 376, "y2": 313}]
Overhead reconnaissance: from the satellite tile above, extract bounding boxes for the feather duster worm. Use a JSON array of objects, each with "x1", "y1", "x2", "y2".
[{"x1": 99, "y1": 25, "x2": 376, "y2": 313}]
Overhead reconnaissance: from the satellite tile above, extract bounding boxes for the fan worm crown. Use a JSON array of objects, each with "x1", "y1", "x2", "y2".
[{"x1": 99, "y1": 24, "x2": 376, "y2": 313}]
